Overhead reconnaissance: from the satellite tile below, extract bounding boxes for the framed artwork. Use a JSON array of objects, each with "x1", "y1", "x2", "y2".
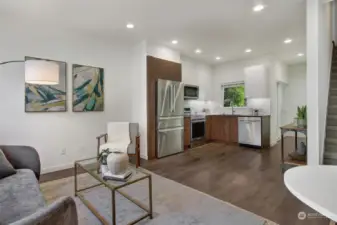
[
  {"x1": 25, "y1": 56, "x2": 67, "y2": 112},
  {"x1": 72, "y1": 64, "x2": 104, "y2": 112}
]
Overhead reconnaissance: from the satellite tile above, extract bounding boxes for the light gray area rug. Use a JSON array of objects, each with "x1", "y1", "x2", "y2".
[{"x1": 40, "y1": 170, "x2": 278, "y2": 225}]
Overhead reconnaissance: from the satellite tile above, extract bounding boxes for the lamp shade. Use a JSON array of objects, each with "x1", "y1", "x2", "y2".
[{"x1": 25, "y1": 60, "x2": 59, "y2": 85}]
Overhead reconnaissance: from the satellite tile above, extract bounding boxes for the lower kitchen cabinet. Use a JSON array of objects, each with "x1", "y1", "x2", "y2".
[
  {"x1": 206, "y1": 115, "x2": 238, "y2": 143},
  {"x1": 205, "y1": 116, "x2": 212, "y2": 141},
  {"x1": 184, "y1": 117, "x2": 191, "y2": 149}
]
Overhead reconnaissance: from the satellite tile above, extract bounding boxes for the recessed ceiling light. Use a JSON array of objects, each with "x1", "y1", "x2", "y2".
[
  {"x1": 284, "y1": 38, "x2": 292, "y2": 44},
  {"x1": 253, "y1": 4, "x2": 265, "y2": 12},
  {"x1": 195, "y1": 49, "x2": 202, "y2": 54},
  {"x1": 215, "y1": 56, "x2": 221, "y2": 60},
  {"x1": 297, "y1": 53, "x2": 304, "y2": 57},
  {"x1": 126, "y1": 23, "x2": 134, "y2": 29},
  {"x1": 172, "y1": 40, "x2": 178, "y2": 44},
  {"x1": 245, "y1": 48, "x2": 252, "y2": 53}
]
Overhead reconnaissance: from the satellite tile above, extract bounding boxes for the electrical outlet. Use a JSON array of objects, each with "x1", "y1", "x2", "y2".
[{"x1": 61, "y1": 148, "x2": 66, "y2": 155}]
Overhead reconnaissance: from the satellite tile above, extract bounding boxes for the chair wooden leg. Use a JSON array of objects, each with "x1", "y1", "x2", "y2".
[
  {"x1": 96, "y1": 138, "x2": 100, "y2": 173},
  {"x1": 136, "y1": 151, "x2": 140, "y2": 168},
  {"x1": 136, "y1": 136, "x2": 141, "y2": 168}
]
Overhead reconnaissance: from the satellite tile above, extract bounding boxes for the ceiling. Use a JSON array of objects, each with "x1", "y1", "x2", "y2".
[{"x1": 0, "y1": 0, "x2": 306, "y2": 64}]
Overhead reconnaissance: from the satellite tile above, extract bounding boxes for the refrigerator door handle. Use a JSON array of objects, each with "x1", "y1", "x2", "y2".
[
  {"x1": 169, "y1": 84, "x2": 172, "y2": 112},
  {"x1": 159, "y1": 127, "x2": 184, "y2": 132},
  {"x1": 170, "y1": 84, "x2": 174, "y2": 112},
  {"x1": 173, "y1": 83, "x2": 182, "y2": 113},
  {"x1": 173, "y1": 84, "x2": 176, "y2": 112},
  {"x1": 159, "y1": 82, "x2": 170, "y2": 117}
]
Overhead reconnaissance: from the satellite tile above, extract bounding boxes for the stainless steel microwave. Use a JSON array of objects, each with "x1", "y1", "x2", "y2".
[{"x1": 184, "y1": 85, "x2": 199, "y2": 99}]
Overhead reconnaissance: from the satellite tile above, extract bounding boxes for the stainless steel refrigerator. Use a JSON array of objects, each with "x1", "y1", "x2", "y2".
[{"x1": 156, "y1": 79, "x2": 184, "y2": 158}]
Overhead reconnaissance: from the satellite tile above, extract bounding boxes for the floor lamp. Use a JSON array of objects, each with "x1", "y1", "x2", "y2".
[{"x1": 0, "y1": 59, "x2": 59, "y2": 85}]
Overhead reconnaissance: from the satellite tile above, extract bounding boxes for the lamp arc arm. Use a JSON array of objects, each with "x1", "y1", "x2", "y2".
[{"x1": 0, "y1": 60, "x2": 24, "y2": 65}]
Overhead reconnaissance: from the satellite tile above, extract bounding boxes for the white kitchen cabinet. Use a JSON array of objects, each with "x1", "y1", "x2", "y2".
[
  {"x1": 182, "y1": 57, "x2": 212, "y2": 101},
  {"x1": 244, "y1": 65, "x2": 269, "y2": 98}
]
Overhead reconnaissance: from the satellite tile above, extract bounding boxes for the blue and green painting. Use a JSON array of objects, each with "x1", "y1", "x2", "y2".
[
  {"x1": 25, "y1": 57, "x2": 67, "y2": 112},
  {"x1": 72, "y1": 64, "x2": 104, "y2": 112}
]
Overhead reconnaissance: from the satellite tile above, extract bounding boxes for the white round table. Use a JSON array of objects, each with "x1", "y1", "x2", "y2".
[{"x1": 284, "y1": 166, "x2": 337, "y2": 224}]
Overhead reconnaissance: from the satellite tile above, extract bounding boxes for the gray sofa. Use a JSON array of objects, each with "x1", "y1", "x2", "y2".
[{"x1": 0, "y1": 146, "x2": 78, "y2": 225}]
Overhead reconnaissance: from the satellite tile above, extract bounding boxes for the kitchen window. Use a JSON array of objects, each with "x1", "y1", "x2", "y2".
[{"x1": 222, "y1": 82, "x2": 245, "y2": 107}]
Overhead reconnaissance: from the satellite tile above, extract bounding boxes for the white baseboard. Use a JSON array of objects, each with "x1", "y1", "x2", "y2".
[
  {"x1": 140, "y1": 153, "x2": 148, "y2": 160},
  {"x1": 41, "y1": 163, "x2": 74, "y2": 174},
  {"x1": 42, "y1": 154, "x2": 149, "y2": 174},
  {"x1": 270, "y1": 141, "x2": 278, "y2": 147}
]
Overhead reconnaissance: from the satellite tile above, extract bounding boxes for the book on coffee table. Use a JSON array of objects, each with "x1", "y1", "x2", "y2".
[{"x1": 100, "y1": 165, "x2": 132, "y2": 182}]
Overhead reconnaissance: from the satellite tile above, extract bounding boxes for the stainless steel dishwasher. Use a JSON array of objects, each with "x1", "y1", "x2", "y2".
[{"x1": 238, "y1": 117, "x2": 262, "y2": 148}]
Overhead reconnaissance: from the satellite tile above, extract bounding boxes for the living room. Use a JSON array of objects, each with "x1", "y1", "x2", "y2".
[{"x1": 1, "y1": 0, "x2": 337, "y2": 225}]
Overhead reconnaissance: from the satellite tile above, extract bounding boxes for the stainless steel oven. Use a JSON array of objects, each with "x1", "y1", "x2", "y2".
[{"x1": 191, "y1": 116, "x2": 205, "y2": 140}]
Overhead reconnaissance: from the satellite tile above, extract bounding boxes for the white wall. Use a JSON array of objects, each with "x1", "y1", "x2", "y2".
[
  {"x1": 0, "y1": 28, "x2": 134, "y2": 173},
  {"x1": 284, "y1": 63, "x2": 307, "y2": 137},
  {"x1": 333, "y1": 0, "x2": 337, "y2": 43},
  {"x1": 147, "y1": 43, "x2": 181, "y2": 63},
  {"x1": 274, "y1": 61, "x2": 288, "y2": 84},
  {"x1": 270, "y1": 59, "x2": 288, "y2": 142},
  {"x1": 131, "y1": 41, "x2": 148, "y2": 159},
  {"x1": 306, "y1": 0, "x2": 333, "y2": 165}
]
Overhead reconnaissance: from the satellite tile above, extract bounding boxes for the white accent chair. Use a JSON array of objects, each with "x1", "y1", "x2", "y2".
[{"x1": 96, "y1": 122, "x2": 140, "y2": 167}]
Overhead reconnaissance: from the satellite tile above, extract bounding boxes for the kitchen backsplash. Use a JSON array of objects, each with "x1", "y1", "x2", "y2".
[
  {"x1": 246, "y1": 98, "x2": 271, "y2": 115},
  {"x1": 184, "y1": 98, "x2": 271, "y2": 115}
]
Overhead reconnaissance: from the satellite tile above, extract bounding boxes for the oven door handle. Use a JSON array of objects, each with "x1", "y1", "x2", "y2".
[{"x1": 192, "y1": 120, "x2": 206, "y2": 123}]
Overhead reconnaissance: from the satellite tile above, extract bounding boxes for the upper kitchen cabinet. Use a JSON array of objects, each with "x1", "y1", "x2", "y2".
[
  {"x1": 244, "y1": 65, "x2": 269, "y2": 98},
  {"x1": 181, "y1": 57, "x2": 212, "y2": 101}
]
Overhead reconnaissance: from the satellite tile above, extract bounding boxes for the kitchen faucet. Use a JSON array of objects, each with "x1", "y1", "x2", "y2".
[
  {"x1": 224, "y1": 99, "x2": 235, "y2": 115},
  {"x1": 231, "y1": 102, "x2": 235, "y2": 115}
]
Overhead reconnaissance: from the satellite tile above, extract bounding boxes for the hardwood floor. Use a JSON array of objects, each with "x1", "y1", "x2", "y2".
[
  {"x1": 40, "y1": 167, "x2": 75, "y2": 183},
  {"x1": 142, "y1": 138, "x2": 329, "y2": 225},
  {"x1": 40, "y1": 138, "x2": 329, "y2": 225}
]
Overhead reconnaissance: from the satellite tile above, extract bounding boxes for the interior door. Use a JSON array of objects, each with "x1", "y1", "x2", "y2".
[
  {"x1": 276, "y1": 82, "x2": 287, "y2": 140},
  {"x1": 157, "y1": 79, "x2": 172, "y2": 118}
]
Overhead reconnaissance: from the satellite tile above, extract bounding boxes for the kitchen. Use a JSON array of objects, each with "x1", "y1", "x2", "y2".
[
  {"x1": 155, "y1": 56, "x2": 279, "y2": 158},
  {"x1": 183, "y1": 83, "x2": 271, "y2": 151}
]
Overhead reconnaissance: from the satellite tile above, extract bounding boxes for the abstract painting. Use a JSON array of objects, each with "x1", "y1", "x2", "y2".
[
  {"x1": 72, "y1": 64, "x2": 104, "y2": 112},
  {"x1": 25, "y1": 56, "x2": 67, "y2": 112}
]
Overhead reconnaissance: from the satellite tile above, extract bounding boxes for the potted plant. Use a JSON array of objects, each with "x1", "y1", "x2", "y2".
[{"x1": 296, "y1": 105, "x2": 307, "y2": 128}]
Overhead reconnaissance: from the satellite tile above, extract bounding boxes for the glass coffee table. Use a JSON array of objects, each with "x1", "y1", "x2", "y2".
[{"x1": 74, "y1": 157, "x2": 153, "y2": 225}]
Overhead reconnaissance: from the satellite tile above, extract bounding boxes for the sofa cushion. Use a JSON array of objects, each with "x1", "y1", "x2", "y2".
[
  {"x1": 0, "y1": 169, "x2": 46, "y2": 224},
  {"x1": 0, "y1": 148, "x2": 16, "y2": 179}
]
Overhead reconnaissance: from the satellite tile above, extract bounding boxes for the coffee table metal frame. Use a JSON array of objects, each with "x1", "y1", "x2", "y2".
[{"x1": 74, "y1": 157, "x2": 153, "y2": 225}]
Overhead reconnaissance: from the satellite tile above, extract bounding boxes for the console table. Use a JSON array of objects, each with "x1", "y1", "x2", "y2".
[{"x1": 280, "y1": 123, "x2": 307, "y2": 171}]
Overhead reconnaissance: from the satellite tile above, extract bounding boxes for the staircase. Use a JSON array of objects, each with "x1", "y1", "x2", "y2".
[{"x1": 324, "y1": 44, "x2": 337, "y2": 164}]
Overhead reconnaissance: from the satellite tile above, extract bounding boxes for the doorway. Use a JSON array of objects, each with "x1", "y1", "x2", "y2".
[{"x1": 276, "y1": 82, "x2": 287, "y2": 140}]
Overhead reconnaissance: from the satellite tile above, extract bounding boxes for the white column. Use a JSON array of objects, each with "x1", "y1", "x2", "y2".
[
  {"x1": 333, "y1": 0, "x2": 337, "y2": 42},
  {"x1": 306, "y1": 0, "x2": 320, "y2": 165}
]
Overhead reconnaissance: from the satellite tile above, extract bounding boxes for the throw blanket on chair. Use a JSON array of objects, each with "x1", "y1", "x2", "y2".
[{"x1": 100, "y1": 122, "x2": 130, "y2": 153}]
